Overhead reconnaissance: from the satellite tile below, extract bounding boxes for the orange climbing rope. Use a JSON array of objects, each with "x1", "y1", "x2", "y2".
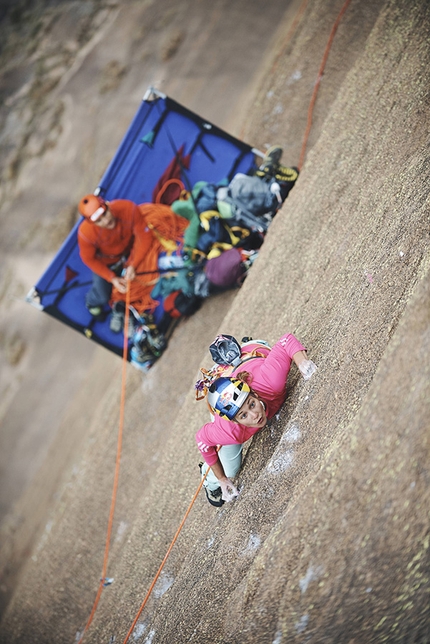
[
  {"x1": 298, "y1": 0, "x2": 352, "y2": 170},
  {"x1": 122, "y1": 472, "x2": 210, "y2": 644},
  {"x1": 76, "y1": 3, "x2": 354, "y2": 640},
  {"x1": 77, "y1": 286, "x2": 131, "y2": 644}
]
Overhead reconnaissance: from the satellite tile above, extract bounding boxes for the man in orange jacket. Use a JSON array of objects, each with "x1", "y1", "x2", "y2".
[
  {"x1": 78, "y1": 194, "x2": 189, "y2": 336},
  {"x1": 78, "y1": 194, "x2": 155, "y2": 333}
]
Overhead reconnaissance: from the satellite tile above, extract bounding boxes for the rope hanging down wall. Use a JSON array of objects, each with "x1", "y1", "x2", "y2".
[{"x1": 77, "y1": 288, "x2": 131, "y2": 644}]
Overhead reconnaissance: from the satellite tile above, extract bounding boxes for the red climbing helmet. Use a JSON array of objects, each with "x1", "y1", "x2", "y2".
[{"x1": 78, "y1": 194, "x2": 108, "y2": 222}]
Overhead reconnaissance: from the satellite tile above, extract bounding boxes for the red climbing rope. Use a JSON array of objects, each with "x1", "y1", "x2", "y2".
[
  {"x1": 298, "y1": 0, "x2": 353, "y2": 170},
  {"x1": 77, "y1": 286, "x2": 131, "y2": 644}
]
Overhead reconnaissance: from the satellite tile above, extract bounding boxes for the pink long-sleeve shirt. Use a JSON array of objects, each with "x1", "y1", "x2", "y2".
[{"x1": 195, "y1": 333, "x2": 306, "y2": 466}]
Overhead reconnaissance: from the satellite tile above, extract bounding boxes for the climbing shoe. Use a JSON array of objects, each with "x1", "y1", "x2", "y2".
[
  {"x1": 88, "y1": 305, "x2": 103, "y2": 318},
  {"x1": 258, "y1": 145, "x2": 283, "y2": 174},
  {"x1": 205, "y1": 486, "x2": 225, "y2": 507},
  {"x1": 110, "y1": 302, "x2": 136, "y2": 337},
  {"x1": 109, "y1": 302, "x2": 124, "y2": 333},
  {"x1": 264, "y1": 145, "x2": 283, "y2": 165}
]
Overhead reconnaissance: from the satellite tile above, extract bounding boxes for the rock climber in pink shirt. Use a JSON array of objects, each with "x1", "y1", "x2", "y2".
[{"x1": 195, "y1": 333, "x2": 317, "y2": 506}]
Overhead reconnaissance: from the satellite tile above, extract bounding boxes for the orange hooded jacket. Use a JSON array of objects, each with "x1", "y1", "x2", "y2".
[{"x1": 78, "y1": 199, "x2": 188, "y2": 314}]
